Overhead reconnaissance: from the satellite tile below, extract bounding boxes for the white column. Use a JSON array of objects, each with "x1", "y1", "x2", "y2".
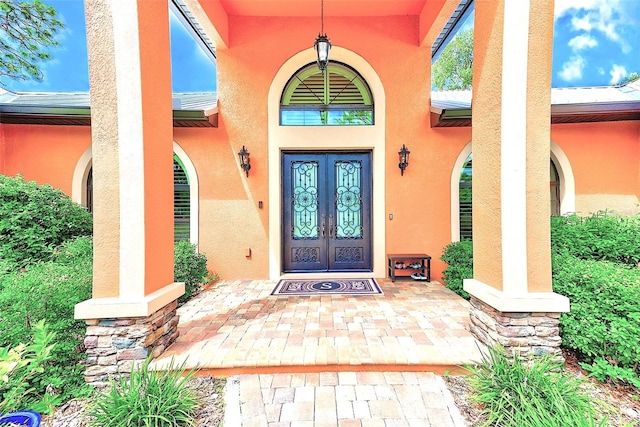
[
  {"x1": 465, "y1": 0, "x2": 569, "y2": 313},
  {"x1": 75, "y1": 0, "x2": 183, "y2": 320}
]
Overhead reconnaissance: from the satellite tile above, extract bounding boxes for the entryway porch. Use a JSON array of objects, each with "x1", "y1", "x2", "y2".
[{"x1": 152, "y1": 279, "x2": 482, "y2": 374}]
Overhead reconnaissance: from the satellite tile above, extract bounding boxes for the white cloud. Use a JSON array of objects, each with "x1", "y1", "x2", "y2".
[
  {"x1": 558, "y1": 56, "x2": 586, "y2": 82},
  {"x1": 555, "y1": 0, "x2": 601, "y2": 17},
  {"x1": 555, "y1": 0, "x2": 620, "y2": 20},
  {"x1": 609, "y1": 64, "x2": 628, "y2": 84},
  {"x1": 567, "y1": 35, "x2": 597, "y2": 50},
  {"x1": 555, "y1": 0, "x2": 632, "y2": 54}
]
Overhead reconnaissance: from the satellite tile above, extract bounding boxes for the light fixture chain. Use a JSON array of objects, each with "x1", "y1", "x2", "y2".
[
  {"x1": 321, "y1": 0, "x2": 324, "y2": 35},
  {"x1": 314, "y1": 0, "x2": 331, "y2": 74}
]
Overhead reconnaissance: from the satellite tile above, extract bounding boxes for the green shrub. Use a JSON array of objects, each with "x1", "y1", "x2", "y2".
[
  {"x1": 89, "y1": 357, "x2": 201, "y2": 427},
  {"x1": 440, "y1": 240, "x2": 472, "y2": 299},
  {"x1": 551, "y1": 212, "x2": 640, "y2": 266},
  {"x1": 0, "y1": 320, "x2": 59, "y2": 415},
  {"x1": 174, "y1": 241, "x2": 214, "y2": 305},
  {"x1": 467, "y1": 345, "x2": 606, "y2": 427},
  {"x1": 583, "y1": 357, "x2": 640, "y2": 390},
  {"x1": 0, "y1": 237, "x2": 93, "y2": 404},
  {"x1": 0, "y1": 175, "x2": 92, "y2": 270},
  {"x1": 442, "y1": 214, "x2": 640, "y2": 388},
  {"x1": 552, "y1": 253, "x2": 640, "y2": 386}
]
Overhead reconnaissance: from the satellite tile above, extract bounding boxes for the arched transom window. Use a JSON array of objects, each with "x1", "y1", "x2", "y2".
[{"x1": 280, "y1": 61, "x2": 373, "y2": 126}]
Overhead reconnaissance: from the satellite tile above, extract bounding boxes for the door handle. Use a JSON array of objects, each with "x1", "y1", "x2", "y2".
[
  {"x1": 329, "y1": 215, "x2": 334, "y2": 238},
  {"x1": 321, "y1": 214, "x2": 326, "y2": 238}
]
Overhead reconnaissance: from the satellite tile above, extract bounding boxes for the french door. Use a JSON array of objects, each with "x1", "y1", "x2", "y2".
[{"x1": 282, "y1": 151, "x2": 372, "y2": 272}]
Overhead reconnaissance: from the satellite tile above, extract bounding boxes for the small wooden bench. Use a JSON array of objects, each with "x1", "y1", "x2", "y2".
[{"x1": 387, "y1": 253, "x2": 431, "y2": 282}]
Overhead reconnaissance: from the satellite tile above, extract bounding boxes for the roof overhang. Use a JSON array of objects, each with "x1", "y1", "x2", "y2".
[
  {"x1": 171, "y1": 0, "x2": 220, "y2": 56},
  {"x1": 0, "y1": 105, "x2": 219, "y2": 127},
  {"x1": 430, "y1": 101, "x2": 640, "y2": 127},
  {"x1": 550, "y1": 101, "x2": 640, "y2": 124},
  {"x1": 430, "y1": 105, "x2": 471, "y2": 127},
  {"x1": 0, "y1": 106, "x2": 92, "y2": 126},
  {"x1": 172, "y1": 106, "x2": 219, "y2": 127}
]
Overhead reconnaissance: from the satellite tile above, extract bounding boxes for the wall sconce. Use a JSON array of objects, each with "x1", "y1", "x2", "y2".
[
  {"x1": 398, "y1": 144, "x2": 410, "y2": 176},
  {"x1": 238, "y1": 145, "x2": 251, "y2": 177}
]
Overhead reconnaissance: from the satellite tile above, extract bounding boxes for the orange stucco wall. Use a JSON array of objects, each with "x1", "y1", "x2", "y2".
[
  {"x1": 553, "y1": 121, "x2": 640, "y2": 216},
  {"x1": 2, "y1": 10, "x2": 639, "y2": 284},
  {"x1": 173, "y1": 126, "x2": 270, "y2": 280},
  {"x1": 1, "y1": 124, "x2": 91, "y2": 193},
  {"x1": 553, "y1": 121, "x2": 639, "y2": 195},
  {"x1": 213, "y1": 14, "x2": 474, "y2": 280}
]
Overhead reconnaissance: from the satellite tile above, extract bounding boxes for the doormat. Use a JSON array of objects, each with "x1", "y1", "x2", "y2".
[{"x1": 272, "y1": 278, "x2": 382, "y2": 296}]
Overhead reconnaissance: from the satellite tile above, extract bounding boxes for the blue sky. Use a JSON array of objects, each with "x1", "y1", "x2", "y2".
[
  {"x1": 1, "y1": 0, "x2": 639, "y2": 92},
  {"x1": 553, "y1": 0, "x2": 640, "y2": 87}
]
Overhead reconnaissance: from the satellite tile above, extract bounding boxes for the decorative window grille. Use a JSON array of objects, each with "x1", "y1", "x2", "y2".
[{"x1": 280, "y1": 61, "x2": 374, "y2": 126}]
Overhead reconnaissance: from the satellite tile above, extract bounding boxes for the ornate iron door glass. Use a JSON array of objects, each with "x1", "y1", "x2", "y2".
[
  {"x1": 334, "y1": 161, "x2": 362, "y2": 239},
  {"x1": 292, "y1": 161, "x2": 320, "y2": 241},
  {"x1": 283, "y1": 152, "x2": 372, "y2": 272}
]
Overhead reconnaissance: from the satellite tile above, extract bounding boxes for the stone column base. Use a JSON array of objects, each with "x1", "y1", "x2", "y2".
[
  {"x1": 82, "y1": 301, "x2": 180, "y2": 386},
  {"x1": 469, "y1": 297, "x2": 564, "y2": 362}
]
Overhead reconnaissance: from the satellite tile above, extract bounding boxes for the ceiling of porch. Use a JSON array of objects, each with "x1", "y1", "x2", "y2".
[
  {"x1": 187, "y1": 0, "x2": 456, "y2": 49},
  {"x1": 217, "y1": 0, "x2": 428, "y2": 17}
]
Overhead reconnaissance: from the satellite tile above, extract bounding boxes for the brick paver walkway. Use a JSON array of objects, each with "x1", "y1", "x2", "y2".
[
  {"x1": 152, "y1": 279, "x2": 481, "y2": 426},
  {"x1": 155, "y1": 279, "x2": 481, "y2": 371},
  {"x1": 224, "y1": 371, "x2": 466, "y2": 427}
]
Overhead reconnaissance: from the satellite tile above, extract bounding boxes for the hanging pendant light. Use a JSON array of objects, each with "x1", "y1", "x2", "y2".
[{"x1": 314, "y1": 0, "x2": 331, "y2": 73}]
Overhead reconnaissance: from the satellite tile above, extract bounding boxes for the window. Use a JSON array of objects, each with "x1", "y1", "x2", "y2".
[
  {"x1": 173, "y1": 156, "x2": 190, "y2": 242},
  {"x1": 280, "y1": 61, "x2": 373, "y2": 126},
  {"x1": 458, "y1": 157, "x2": 561, "y2": 240},
  {"x1": 550, "y1": 160, "x2": 560, "y2": 216},
  {"x1": 459, "y1": 154, "x2": 473, "y2": 241},
  {"x1": 86, "y1": 168, "x2": 93, "y2": 213},
  {"x1": 84, "y1": 154, "x2": 191, "y2": 242}
]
